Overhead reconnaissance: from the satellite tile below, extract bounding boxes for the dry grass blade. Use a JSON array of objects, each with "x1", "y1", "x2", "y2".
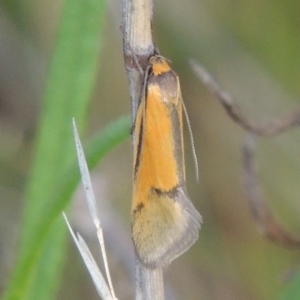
[
  {"x1": 62, "y1": 119, "x2": 118, "y2": 300},
  {"x1": 72, "y1": 119, "x2": 117, "y2": 299},
  {"x1": 63, "y1": 213, "x2": 114, "y2": 300}
]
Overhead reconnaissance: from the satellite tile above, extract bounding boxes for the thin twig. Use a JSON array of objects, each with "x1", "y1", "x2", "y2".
[
  {"x1": 191, "y1": 58, "x2": 300, "y2": 248},
  {"x1": 190, "y1": 59, "x2": 300, "y2": 137}
]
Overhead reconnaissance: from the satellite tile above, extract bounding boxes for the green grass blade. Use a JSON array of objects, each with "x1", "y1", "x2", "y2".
[
  {"x1": 3, "y1": 0, "x2": 108, "y2": 298},
  {"x1": 279, "y1": 271, "x2": 300, "y2": 300},
  {"x1": 3, "y1": 115, "x2": 130, "y2": 299}
]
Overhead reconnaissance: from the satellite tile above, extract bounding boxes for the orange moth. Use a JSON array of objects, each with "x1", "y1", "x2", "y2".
[{"x1": 131, "y1": 55, "x2": 202, "y2": 268}]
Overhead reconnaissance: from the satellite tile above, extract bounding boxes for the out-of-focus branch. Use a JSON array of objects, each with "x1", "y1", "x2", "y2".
[
  {"x1": 190, "y1": 60, "x2": 300, "y2": 137},
  {"x1": 190, "y1": 58, "x2": 300, "y2": 249},
  {"x1": 242, "y1": 134, "x2": 300, "y2": 247}
]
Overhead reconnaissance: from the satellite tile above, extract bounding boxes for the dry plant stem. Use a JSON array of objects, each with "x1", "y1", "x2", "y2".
[
  {"x1": 122, "y1": 0, "x2": 165, "y2": 299},
  {"x1": 135, "y1": 257, "x2": 164, "y2": 300},
  {"x1": 122, "y1": 0, "x2": 155, "y2": 119},
  {"x1": 243, "y1": 134, "x2": 300, "y2": 247},
  {"x1": 190, "y1": 60, "x2": 300, "y2": 137}
]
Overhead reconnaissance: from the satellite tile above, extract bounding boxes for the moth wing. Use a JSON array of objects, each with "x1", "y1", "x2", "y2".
[
  {"x1": 154, "y1": 187, "x2": 202, "y2": 267},
  {"x1": 133, "y1": 187, "x2": 202, "y2": 268}
]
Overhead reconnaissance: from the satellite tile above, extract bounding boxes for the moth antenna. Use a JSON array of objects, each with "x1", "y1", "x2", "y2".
[
  {"x1": 182, "y1": 101, "x2": 200, "y2": 182},
  {"x1": 131, "y1": 60, "x2": 152, "y2": 135},
  {"x1": 133, "y1": 54, "x2": 144, "y2": 75},
  {"x1": 126, "y1": 42, "x2": 144, "y2": 75},
  {"x1": 141, "y1": 69, "x2": 150, "y2": 145},
  {"x1": 149, "y1": 54, "x2": 172, "y2": 64}
]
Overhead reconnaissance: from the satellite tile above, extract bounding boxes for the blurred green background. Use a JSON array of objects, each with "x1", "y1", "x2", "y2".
[{"x1": 1, "y1": 0, "x2": 300, "y2": 299}]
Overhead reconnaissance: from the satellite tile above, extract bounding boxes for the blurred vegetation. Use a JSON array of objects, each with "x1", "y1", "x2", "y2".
[{"x1": 0, "y1": 0, "x2": 300, "y2": 299}]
